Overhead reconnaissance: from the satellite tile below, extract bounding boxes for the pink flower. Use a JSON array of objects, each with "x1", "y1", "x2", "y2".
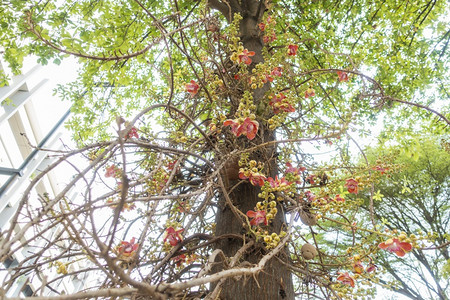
[
  {"x1": 366, "y1": 263, "x2": 377, "y2": 273},
  {"x1": 238, "y1": 49, "x2": 256, "y2": 65},
  {"x1": 267, "y1": 176, "x2": 292, "y2": 189},
  {"x1": 116, "y1": 237, "x2": 139, "y2": 257},
  {"x1": 223, "y1": 119, "x2": 240, "y2": 136},
  {"x1": 246, "y1": 210, "x2": 268, "y2": 226},
  {"x1": 337, "y1": 272, "x2": 355, "y2": 288},
  {"x1": 105, "y1": 165, "x2": 121, "y2": 178},
  {"x1": 337, "y1": 71, "x2": 349, "y2": 82},
  {"x1": 263, "y1": 33, "x2": 277, "y2": 44},
  {"x1": 271, "y1": 67, "x2": 283, "y2": 77},
  {"x1": 259, "y1": 16, "x2": 274, "y2": 33},
  {"x1": 237, "y1": 117, "x2": 259, "y2": 140},
  {"x1": 305, "y1": 190, "x2": 316, "y2": 202},
  {"x1": 164, "y1": 227, "x2": 184, "y2": 246},
  {"x1": 269, "y1": 93, "x2": 295, "y2": 114},
  {"x1": 224, "y1": 117, "x2": 259, "y2": 140},
  {"x1": 286, "y1": 162, "x2": 305, "y2": 174},
  {"x1": 105, "y1": 165, "x2": 116, "y2": 177},
  {"x1": 285, "y1": 162, "x2": 304, "y2": 184},
  {"x1": 127, "y1": 126, "x2": 139, "y2": 139},
  {"x1": 287, "y1": 44, "x2": 298, "y2": 56},
  {"x1": 352, "y1": 261, "x2": 364, "y2": 274},
  {"x1": 185, "y1": 80, "x2": 200, "y2": 96},
  {"x1": 345, "y1": 178, "x2": 359, "y2": 194},
  {"x1": 305, "y1": 88, "x2": 315, "y2": 98},
  {"x1": 378, "y1": 238, "x2": 412, "y2": 257},
  {"x1": 239, "y1": 171, "x2": 266, "y2": 187}
]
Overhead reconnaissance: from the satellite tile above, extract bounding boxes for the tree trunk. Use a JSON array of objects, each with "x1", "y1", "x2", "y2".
[
  {"x1": 212, "y1": 1, "x2": 295, "y2": 298},
  {"x1": 214, "y1": 180, "x2": 294, "y2": 299}
]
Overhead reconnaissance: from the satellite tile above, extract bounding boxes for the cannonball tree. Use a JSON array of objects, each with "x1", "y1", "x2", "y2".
[{"x1": 0, "y1": 0, "x2": 448, "y2": 299}]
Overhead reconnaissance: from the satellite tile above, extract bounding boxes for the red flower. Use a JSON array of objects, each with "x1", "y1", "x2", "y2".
[
  {"x1": 172, "y1": 253, "x2": 196, "y2": 266},
  {"x1": 352, "y1": 261, "x2": 364, "y2": 274},
  {"x1": 306, "y1": 174, "x2": 316, "y2": 185},
  {"x1": 223, "y1": 119, "x2": 240, "y2": 136},
  {"x1": 337, "y1": 272, "x2": 355, "y2": 288},
  {"x1": 287, "y1": 44, "x2": 298, "y2": 56},
  {"x1": 127, "y1": 126, "x2": 139, "y2": 139},
  {"x1": 167, "y1": 160, "x2": 180, "y2": 174},
  {"x1": 305, "y1": 88, "x2": 315, "y2": 98},
  {"x1": 239, "y1": 170, "x2": 266, "y2": 187},
  {"x1": 185, "y1": 80, "x2": 200, "y2": 96},
  {"x1": 378, "y1": 238, "x2": 412, "y2": 257},
  {"x1": 334, "y1": 194, "x2": 345, "y2": 202},
  {"x1": 164, "y1": 227, "x2": 184, "y2": 246},
  {"x1": 116, "y1": 237, "x2": 139, "y2": 257},
  {"x1": 337, "y1": 71, "x2": 349, "y2": 82},
  {"x1": 237, "y1": 117, "x2": 259, "y2": 140},
  {"x1": 246, "y1": 210, "x2": 268, "y2": 226},
  {"x1": 345, "y1": 178, "x2": 359, "y2": 194},
  {"x1": 224, "y1": 117, "x2": 259, "y2": 140},
  {"x1": 238, "y1": 49, "x2": 256, "y2": 65},
  {"x1": 258, "y1": 22, "x2": 266, "y2": 31},
  {"x1": 262, "y1": 74, "x2": 274, "y2": 84},
  {"x1": 373, "y1": 165, "x2": 388, "y2": 174},
  {"x1": 172, "y1": 254, "x2": 186, "y2": 266},
  {"x1": 271, "y1": 67, "x2": 283, "y2": 77},
  {"x1": 269, "y1": 93, "x2": 295, "y2": 114}
]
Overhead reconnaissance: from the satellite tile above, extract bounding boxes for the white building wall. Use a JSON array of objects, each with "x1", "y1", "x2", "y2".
[{"x1": 0, "y1": 57, "x2": 87, "y2": 297}]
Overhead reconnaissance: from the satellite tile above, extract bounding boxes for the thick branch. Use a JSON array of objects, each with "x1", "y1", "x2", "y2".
[
  {"x1": 4, "y1": 287, "x2": 138, "y2": 300},
  {"x1": 208, "y1": 0, "x2": 233, "y2": 21}
]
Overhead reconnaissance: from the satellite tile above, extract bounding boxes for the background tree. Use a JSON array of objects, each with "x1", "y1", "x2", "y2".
[
  {"x1": 0, "y1": 0, "x2": 449, "y2": 299},
  {"x1": 360, "y1": 135, "x2": 449, "y2": 300}
]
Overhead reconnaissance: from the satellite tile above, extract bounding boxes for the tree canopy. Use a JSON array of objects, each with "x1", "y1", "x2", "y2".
[
  {"x1": 361, "y1": 136, "x2": 449, "y2": 299},
  {"x1": 0, "y1": 0, "x2": 449, "y2": 299}
]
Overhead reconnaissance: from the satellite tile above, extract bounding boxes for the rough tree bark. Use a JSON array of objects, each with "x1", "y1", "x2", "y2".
[{"x1": 211, "y1": 1, "x2": 295, "y2": 299}]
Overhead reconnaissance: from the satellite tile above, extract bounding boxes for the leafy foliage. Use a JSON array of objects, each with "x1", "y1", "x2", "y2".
[{"x1": 361, "y1": 136, "x2": 449, "y2": 299}]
